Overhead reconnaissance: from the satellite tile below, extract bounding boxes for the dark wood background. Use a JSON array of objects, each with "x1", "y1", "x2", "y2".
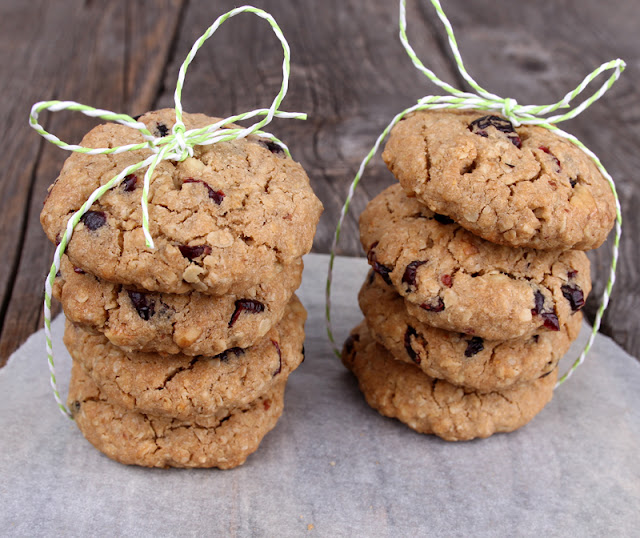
[{"x1": 1, "y1": 0, "x2": 638, "y2": 366}]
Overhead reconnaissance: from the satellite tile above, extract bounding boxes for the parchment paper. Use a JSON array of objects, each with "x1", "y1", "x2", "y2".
[{"x1": 1, "y1": 253, "x2": 639, "y2": 537}]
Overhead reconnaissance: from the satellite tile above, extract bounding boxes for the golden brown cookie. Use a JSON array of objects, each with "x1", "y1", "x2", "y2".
[
  {"x1": 68, "y1": 361, "x2": 284, "y2": 469},
  {"x1": 63, "y1": 295, "x2": 306, "y2": 421},
  {"x1": 382, "y1": 110, "x2": 615, "y2": 251},
  {"x1": 341, "y1": 322, "x2": 557, "y2": 441},
  {"x1": 54, "y1": 254, "x2": 302, "y2": 355},
  {"x1": 360, "y1": 272, "x2": 581, "y2": 392},
  {"x1": 41, "y1": 109, "x2": 323, "y2": 295},
  {"x1": 360, "y1": 184, "x2": 591, "y2": 340}
]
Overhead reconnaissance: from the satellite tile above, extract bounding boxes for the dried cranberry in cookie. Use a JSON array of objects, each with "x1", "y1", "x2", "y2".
[
  {"x1": 382, "y1": 109, "x2": 616, "y2": 250},
  {"x1": 40, "y1": 108, "x2": 323, "y2": 295},
  {"x1": 359, "y1": 184, "x2": 591, "y2": 340}
]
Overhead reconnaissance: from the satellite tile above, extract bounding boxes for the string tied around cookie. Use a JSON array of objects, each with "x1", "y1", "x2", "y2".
[
  {"x1": 30, "y1": 5, "x2": 306, "y2": 418},
  {"x1": 326, "y1": 0, "x2": 624, "y2": 389},
  {"x1": 501, "y1": 98, "x2": 519, "y2": 125}
]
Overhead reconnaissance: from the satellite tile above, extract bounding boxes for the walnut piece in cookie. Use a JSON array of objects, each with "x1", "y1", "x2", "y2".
[
  {"x1": 382, "y1": 109, "x2": 615, "y2": 251},
  {"x1": 341, "y1": 322, "x2": 557, "y2": 441},
  {"x1": 40, "y1": 108, "x2": 323, "y2": 295},
  {"x1": 360, "y1": 184, "x2": 591, "y2": 340}
]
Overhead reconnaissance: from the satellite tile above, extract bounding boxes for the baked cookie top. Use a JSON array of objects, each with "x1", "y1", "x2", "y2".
[
  {"x1": 341, "y1": 322, "x2": 556, "y2": 441},
  {"x1": 64, "y1": 295, "x2": 306, "y2": 421},
  {"x1": 41, "y1": 109, "x2": 323, "y2": 295},
  {"x1": 360, "y1": 184, "x2": 591, "y2": 340},
  {"x1": 360, "y1": 272, "x2": 581, "y2": 392},
  {"x1": 68, "y1": 362, "x2": 284, "y2": 469},
  {"x1": 382, "y1": 110, "x2": 615, "y2": 250},
  {"x1": 54, "y1": 254, "x2": 302, "y2": 356}
]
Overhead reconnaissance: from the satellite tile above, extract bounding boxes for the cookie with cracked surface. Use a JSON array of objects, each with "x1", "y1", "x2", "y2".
[
  {"x1": 41, "y1": 108, "x2": 323, "y2": 295},
  {"x1": 341, "y1": 322, "x2": 557, "y2": 441},
  {"x1": 382, "y1": 109, "x2": 615, "y2": 250},
  {"x1": 360, "y1": 184, "x2": 591, "y2": 340},
  {"x1": 54, "y1": 254, "x2": 302, "y2": 355},
  {"x1": 68, "y1": 361, "x2": 285, "y2": 469},
  {"x1": 63, "y1": 295, "x2": 306, "y2": 421},
  {"x1": 360, "y1": 272, "x2": 581, "y2": 392}
]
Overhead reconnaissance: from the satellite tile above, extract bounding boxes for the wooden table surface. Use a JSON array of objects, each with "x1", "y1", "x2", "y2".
[{"x1": 1, "y1": 0, "x2": 638, "y2": 365}]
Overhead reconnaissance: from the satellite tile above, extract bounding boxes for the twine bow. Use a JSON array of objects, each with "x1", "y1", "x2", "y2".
[
  {"x1": 326, "y1": 0, "x2": 625, "y2": 388},
  {"x1": 30, "y1": 6, "x2": 306, "y2": 418}
]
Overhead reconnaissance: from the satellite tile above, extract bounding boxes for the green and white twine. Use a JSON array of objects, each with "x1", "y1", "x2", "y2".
[
  {"x1": 326, "y1": 0, "x2": 625, "y2": 389},
  {"x1": 30, "y1": 6, "x2": 306, "y2": 418}
]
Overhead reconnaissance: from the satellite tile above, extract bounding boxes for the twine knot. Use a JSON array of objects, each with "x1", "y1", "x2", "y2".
[
  {"x1": 170, "y1": 122, "x2": 194, "y2": 160},
  {"x1": 501, "y1": 98, "x2": 520, "y2": 126}
]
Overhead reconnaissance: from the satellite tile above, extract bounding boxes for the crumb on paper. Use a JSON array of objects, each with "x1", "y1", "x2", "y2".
[
  {"x1": 308, "y1": 524, "x2": 314, "y2": 531},
  {"x1": 329, "y1": 461, "x2": 336, "y2": 466}
]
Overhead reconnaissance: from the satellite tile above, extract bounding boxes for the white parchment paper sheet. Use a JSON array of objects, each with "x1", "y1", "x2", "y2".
[{"x1": 1, "y1": 253, "x2": 639, "y2": 537}]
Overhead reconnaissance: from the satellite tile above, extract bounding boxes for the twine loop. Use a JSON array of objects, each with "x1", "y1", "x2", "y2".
[
  {"x1": 31, "y1": 5, "x2": 305, "y2": 418},
  {"x1": 326, "y1": 0, "x2": 625, "y2": 389}
]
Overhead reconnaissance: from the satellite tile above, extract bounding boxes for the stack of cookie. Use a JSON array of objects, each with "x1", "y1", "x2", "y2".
[
  {"x1": 41, "y1": 109, "x2": 323, "y2": 468},
  {"x1": 342, "y1": 110, "x2": 615, "y2": 441}
]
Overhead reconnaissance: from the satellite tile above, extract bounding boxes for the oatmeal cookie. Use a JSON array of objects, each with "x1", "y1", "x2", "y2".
[
  {"x1": 68, "y1": 361, "x2": 285, "y2": 469},
  {"x1": 54, "y1": 254, "x2": 302, "y2": 355},
  {"x1": 360, "y1": 184, "x2": 591, "y2": 340},
  {"x1": 41, "y1": 109, "x2": 323, "y2": 295},
  {"x1": 360, "y1": 272, "x2": 581, "y2": 391},
  {"x1": 382, "y1": 110, "x2": 615, "y2": 250},
  {"x1": 341, "y1": 322, "x2": 557, "y2": 441}
]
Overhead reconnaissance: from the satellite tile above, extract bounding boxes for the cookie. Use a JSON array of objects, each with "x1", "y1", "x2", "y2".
[
  {"x1": 360, "y1": 184, "x2": 591, "y2": 340},
  {"x1": 68, "y1": 361, "x2": 284, "y2": 469},
  {"x1": 63, "y1": 295, "x2": 306, "y2": 421},
  {"x1": 54, "y1": 254, "x2": 302, "y2": 355},
  {"x1": 382, "y1": 109, "x2": 615, "y2": 251},
  {"x1": 41, "y1": 109, "x2": 323, "y2": 295},
  {"x1": 341, "y1": 322, "x2": 557, "y2": 441},
  {"x1": 360, "y1": 272, "x2": 581, "y2": 391}
]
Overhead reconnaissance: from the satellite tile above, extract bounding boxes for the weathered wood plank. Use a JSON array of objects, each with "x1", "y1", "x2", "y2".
[{"x1": 0, "y1": 0, "x2": 185, "y2": 364}]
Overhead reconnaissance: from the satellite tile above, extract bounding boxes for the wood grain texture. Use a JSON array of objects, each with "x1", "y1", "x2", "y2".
[{"x1": 0, "y1": 0, "x2": 638, "y2": 362}]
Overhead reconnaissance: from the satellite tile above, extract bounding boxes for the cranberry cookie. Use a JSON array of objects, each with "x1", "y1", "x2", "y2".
[
  {"x1": 360, "y1": 184, "x2": 591, "y2": 340},
  {"x1": 382, "y1": 110, "x2": 615, "y2": 250},
  {"x1": 41, "y1": 109, "x2": 323, "y2": 295},
  {"x1": 342, "y1": 322, "x2": 557, "y2": 441},
  {"x1": 360, "y1": 272, "x2": 581, "y2": 392},
  {"x1": 54, "y1": 254, "x2": 302, "y2": 356}
]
